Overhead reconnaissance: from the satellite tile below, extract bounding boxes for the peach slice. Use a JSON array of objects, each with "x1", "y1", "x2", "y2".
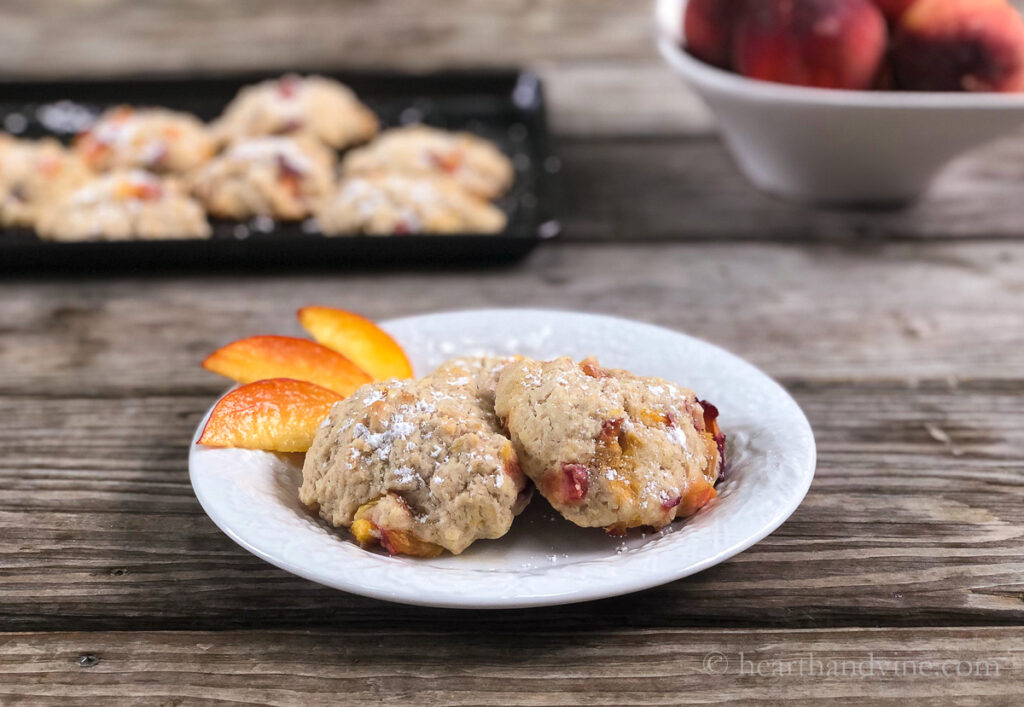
[
  {"x1": 297, "y1": 307, "x2": 413, "y2": 381},
  {"x1": 202, "y1": 335, "x2": 371, "y2": 396},
  {"x1": 198, "y1": 378, "x2": 341, "y2": 452}
]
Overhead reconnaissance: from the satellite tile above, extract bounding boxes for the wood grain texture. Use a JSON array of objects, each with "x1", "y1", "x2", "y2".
[
  {"x1": 0, "y1": 0, "x2": 652, "y2": 77},
  {"x1": 0, "y1": 243, "x2": 1022, "y2": 632},
  {"x1": 0, "y1": 379, "x2": 1022, "y2": 632},
  {"x1": 543, "y1": 62, "x2": 714, "y2": 137},
  {"x1": 0, "y1": 628, "x2": 1021, "y2": 704},
  {"x1": 559, "y1": 133, "x2": 1024, "y2": 239},
  {"x1": 4, "y1": 1, "x2": 1024, "y2": 699},
  {"x1": 3, "y1": 0, "x2": 1022, "y2": 80},
  {"x1": 2, "y1": 242, "x2": 1023, "y2": 393}
]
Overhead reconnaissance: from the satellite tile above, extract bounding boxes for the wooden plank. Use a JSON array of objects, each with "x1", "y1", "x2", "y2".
[
  {"x1": 0, "y1": 0, "x2": 652, "y2": 78},
  {"x1": 0, "y1": 247, "x2": 1021, "y2": 630},
  {"x1": 543, "y1": 62, "x2": 714, "y2": 137},
  {"x1": 0, "y1": 628, "x2": 1021, "y2": 704},
  {"x1": 2, "y1": 242, "x2": 1023, "y2": 395},
  {"x1": 4, "y1": 0, "x2": 1023, "y2": 82},
  {"x1": 559, "y1": 134, "x2": 1024, "y2": 239},
  {"x1": 0, "y1": 379, "x2": 1021, "y2": 631}
]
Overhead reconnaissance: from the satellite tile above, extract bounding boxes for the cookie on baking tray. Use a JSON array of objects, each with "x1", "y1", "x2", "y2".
[
  {"x1": 213, "y1": 74, "x2": 379, "y2": 150},
  {"x1": 74, "y1": 106, "x2": 215, "y2": 174},
  {"x1": 341, "y1": 124, "x2": 514, "y2": 200},
  {"x1": 0, "y1": 134, "x2": 92, "y2": 228},
  {"x1": 36, "y1": 169, "x2": 211, "y2": 242},
  {"x1": 315, "y1": 173, "x2": 507, "y2": 236},
  {"x1": 189, "y1": 136, "x2": 335, "y2": 221}
]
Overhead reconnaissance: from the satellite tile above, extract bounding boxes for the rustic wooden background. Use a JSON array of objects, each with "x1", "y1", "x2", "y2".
[{"x1": 2, "y1": 0, "x2": 1024, "y2": 703}]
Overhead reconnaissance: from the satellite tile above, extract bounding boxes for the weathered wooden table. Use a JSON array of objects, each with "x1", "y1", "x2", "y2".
[{"x1": 2, "y1": 1, "x2": 1023, "y2": 703}]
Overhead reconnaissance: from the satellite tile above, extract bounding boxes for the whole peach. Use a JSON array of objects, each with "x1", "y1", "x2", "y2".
[
  {"x1": 733, "y1": 0, "x2": 888, "y2": 89},
  {"x1": 892, "y1": 0, "x2": 1024, "y2": 92},
  {"x1": 685, "y1": 0, "x2": 748, "y2": 69},
  {"x1": 872, "y1": 0, "x2": 919, "y2": 22}
]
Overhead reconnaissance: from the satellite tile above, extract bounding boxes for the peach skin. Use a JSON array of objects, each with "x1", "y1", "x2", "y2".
[
  {"x1": 685, "y1": 0, "x2": 748, "y2": 69},
  {"x1": 893, "y1": 0, "x2": 1024, "y2": 92},
  {"x1": 733, "y1": 0, "x2": 888, "y2": 89},
  {"x1": 198, "y1": 378, "x2": 342, "y2": 452},
  {"x1": 202, "y1": 334, "x2": 371, "y2": 396},
  {"x1": 297, "y1": 306, "x2": 413, "y2": 381},
  {"x1": 871, "y1": 0, "x2": 918, "y2": 22}
]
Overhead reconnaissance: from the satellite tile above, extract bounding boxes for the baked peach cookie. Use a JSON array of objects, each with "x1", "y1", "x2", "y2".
[
  {"x1": 213, "y1": 74, "x2": 379, "y2": 149},
  {"x1": 300, "y1": 371, "x2": 529, "y2": 556},
  {"x1": 495, "y1": 357, "x2": 724, "y2": 534},
  {"x1": 431, "y1": 355, "x2": 522, "y2": 412},
  {"x1": 190, "y1": 136, "x2": 334, "y2": 220},
  {"x1": 36, "y1": 169, "x2": 211, "y2": 242},
  {"x1": 0, "y1": 135, "x2": 92, "y2": 228},
  {"x1": 316, "y1": 173, "x2": 506, "y2": 236},
  {"x1": 74, "y1": 106, "x2": 215, "y2": 174},
  {"x1": 341, "y1": 125, "x2": 514, "y2": 200}
]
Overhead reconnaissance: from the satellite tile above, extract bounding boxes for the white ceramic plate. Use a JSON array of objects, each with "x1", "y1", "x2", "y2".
[{"x1": 189, "y1": 309, "x2": 816, "y2": 609}]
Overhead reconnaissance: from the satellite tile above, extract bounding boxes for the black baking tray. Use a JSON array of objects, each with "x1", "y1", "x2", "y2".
[{"x1": 0, "y1": 69, "x2": 559, "y2": 272}]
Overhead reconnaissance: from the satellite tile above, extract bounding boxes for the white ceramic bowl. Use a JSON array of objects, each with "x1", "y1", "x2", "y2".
[{"x1": 656, "y1": 0, "x2": 1024, "y2": 205}]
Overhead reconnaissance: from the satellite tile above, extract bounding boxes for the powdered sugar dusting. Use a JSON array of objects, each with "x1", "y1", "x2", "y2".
[
  {"x1": 667, "y1": 423, "x2": 689, "y2": 452},
  {"x1": 394, "y1": 465, "x2": 419, "y2": 485},
  {"x1": 352, "y1": 418, "x2": 415, "y2": 461},
  {"x1": 361, "y1": 388, "x2": 385, "y2": 405}
]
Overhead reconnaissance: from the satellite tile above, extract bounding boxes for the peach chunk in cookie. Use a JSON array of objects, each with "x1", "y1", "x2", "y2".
[
  {"x1": 0, "y1": 135, "x2": 92, "y2": 228},
  {"x1": 299, "y1": 367, "x2": 529, "y2": 557},
  {"x1": 74, "y1": 106, "x2": 215, "y2": 174},
  {"x1": 36, "y1": 170, "x2": 211, "y2": 242},
  {"x1": 340, "y1": 125, "x2": 514, "y2": 200},
  {"x1": 212, "y1": 74, "x2": 379, "y2": 150},
  {"x1": 315, "y1": 173, "x2": 507, "y2": 236},
  {"x1": 494, "y1": 356, "x2": 724, "y2": 535}
]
